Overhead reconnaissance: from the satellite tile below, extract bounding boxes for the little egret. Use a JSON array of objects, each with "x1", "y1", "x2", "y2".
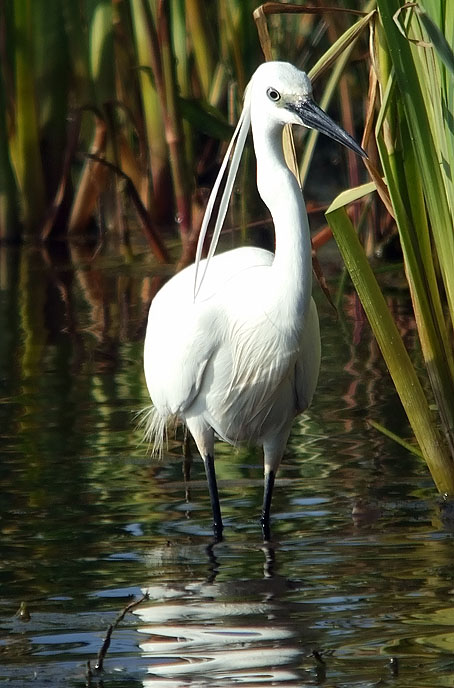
[{"x1": 144, "y1": 61, "x2": 365, "y2": 541}]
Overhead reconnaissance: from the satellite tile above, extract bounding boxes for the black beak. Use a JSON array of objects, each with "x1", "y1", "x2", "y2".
[{"x1": 289, "y1": 98, "x2": 367, "y2": 158}]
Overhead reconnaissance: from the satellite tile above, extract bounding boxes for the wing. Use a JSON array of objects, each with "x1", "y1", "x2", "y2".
[
  {"x1": 144, "y1": 289, "x2": 217, "y2": 417},
  {"x1": 197, "y1": 276, "x2": 302, "y2": 443},
  {"x1": 144, "y1": 246, "x2": 274, "y2": 419}
]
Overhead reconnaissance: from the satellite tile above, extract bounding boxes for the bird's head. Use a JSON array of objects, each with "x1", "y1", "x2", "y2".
[
  {"x1": 249, "y1": 61, "x2": 366, "y2": 158},
  {"x1": 193, "y1": 61, "x2": 366, "y2": 300}
]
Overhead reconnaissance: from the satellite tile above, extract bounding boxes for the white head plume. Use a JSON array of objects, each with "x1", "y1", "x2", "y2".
[{"x1": 193, "y1": 82, "x2": 252, "y2": 301}]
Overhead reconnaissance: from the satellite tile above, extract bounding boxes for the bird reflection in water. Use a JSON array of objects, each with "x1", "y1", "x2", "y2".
[{"x1": 134, "y1": 540, "x2": 321, "y2": 686}]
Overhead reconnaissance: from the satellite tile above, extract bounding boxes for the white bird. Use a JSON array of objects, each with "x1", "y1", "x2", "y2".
[{"x1": 144, "y1": 61, "x2": 365, "y2": 541}]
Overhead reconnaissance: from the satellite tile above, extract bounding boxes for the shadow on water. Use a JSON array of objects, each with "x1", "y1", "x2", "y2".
[{"x1": 1, "y1": 240, "x2": 454, "y2": 687}]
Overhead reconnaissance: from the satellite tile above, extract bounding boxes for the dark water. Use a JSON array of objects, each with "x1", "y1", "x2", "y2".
[{"x1": 1, "y1": 241, "x2": 453, "y2": 688}]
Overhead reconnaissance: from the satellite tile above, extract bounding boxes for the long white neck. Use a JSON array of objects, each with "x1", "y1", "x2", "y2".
[{"x1": 252, "y1": 116, "x2": 312, "y2": 332}]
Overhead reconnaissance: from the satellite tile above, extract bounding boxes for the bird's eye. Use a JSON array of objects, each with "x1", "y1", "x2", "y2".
[{"x1": 267, "y1": 87, "x2": 281, "y2": 102}]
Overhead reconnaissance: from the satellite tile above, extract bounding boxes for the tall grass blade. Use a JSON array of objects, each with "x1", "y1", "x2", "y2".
[
  {"x1": 377, "y1": 0, "x2": 454, "y2": 326},
  {"x1": 68, "y1": 113, "x2": 108, "y2": 235},
  {"x1": 32, "y1": 0, "x2": 70, "y2": 197},
  {"x1": 170, "y1": 0, "x2": 193, "y2": 166},
  {"x1": 11, "y1": 0, "x2": 46, "y2": 233},
  {"x1": 376, "y1": 0, "x2": 454, "y2": 456},
  {"x1": 0, "y1": 62, "x2": 18, "y2": 238},
  {"x1": 87, "y1": 0, "x2": 114, "y2": 106},
  {"x1": 326, "y1": 189, "x2": 454, "y2": 494},
  {"x1": 185, "y1": 0, "x2": 215, "y2": 99},
  {"x1": 417, "y1": 7, "x2": 454, "y2": 73},
  {"x1": 130, "y1": 0, "x2": 171, "y2": 221},
  {"x1": 158, "y1": 0, "x2": 192, "y2": 251}
]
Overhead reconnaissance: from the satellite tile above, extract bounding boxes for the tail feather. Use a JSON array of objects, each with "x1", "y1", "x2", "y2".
[{"x1": 138, "y1": 406, "x2": 173, "y2": 458}]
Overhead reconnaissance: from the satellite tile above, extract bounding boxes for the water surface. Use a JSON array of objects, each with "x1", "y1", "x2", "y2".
[{"x1": 1, "y1": 242, "x2": 453, "y2": 687}]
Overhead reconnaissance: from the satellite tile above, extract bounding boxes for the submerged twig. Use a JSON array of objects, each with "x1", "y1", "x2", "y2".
[
  {"x1": 86, "y1": 660, "x2": 93, "y2": 687},
  {"x1": 94, "y1": 592, "x2": 149, "y2": 672}
]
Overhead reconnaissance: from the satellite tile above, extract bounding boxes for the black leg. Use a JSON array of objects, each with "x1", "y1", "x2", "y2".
[
  {"x1": 203, "y1": 454, "x2": 223, "y2": 541},
  {"x1": 261, "y1": 470, "x2": 275, "y2": 542}
]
